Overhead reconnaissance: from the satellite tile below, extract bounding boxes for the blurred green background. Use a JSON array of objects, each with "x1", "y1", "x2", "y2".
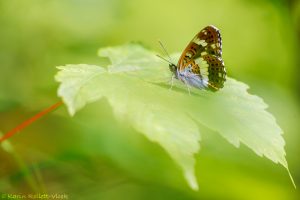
[{"x1": 0, "y1": 0, "x2": 299, "y2": 199}]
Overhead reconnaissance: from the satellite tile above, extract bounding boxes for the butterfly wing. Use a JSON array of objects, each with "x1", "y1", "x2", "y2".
[{"x1": 177, "y1": 25, "x2": 226, "y2": 91}]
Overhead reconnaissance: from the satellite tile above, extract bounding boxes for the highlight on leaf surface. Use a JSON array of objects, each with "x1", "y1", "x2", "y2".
[{"x1": 55, "y1": 43, "x2": 295, "y2": 190}]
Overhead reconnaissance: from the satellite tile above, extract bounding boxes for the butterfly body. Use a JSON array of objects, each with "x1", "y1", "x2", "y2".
[{"x1": 170, "y1": 25, "x2": 226, "y2": 91}]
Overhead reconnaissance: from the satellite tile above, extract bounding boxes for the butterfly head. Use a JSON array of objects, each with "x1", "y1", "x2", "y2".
[
  {"x1": 169, "y1": 63, "x2": 177, "y2": 75},
  {"x1": 156, "y1": 54, "x2": 178, "y2": 77}
]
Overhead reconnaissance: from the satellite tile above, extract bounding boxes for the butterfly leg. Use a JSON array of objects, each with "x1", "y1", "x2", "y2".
[
  {"x1": 168, "y1": 75, "x2": 175, "y2": 90},
  {"x1": 186, "y1": 84, "x2": 191, "y2": 95},
  {"x1": 182, "y1": 79, "x2": 191, "y2": 95}
]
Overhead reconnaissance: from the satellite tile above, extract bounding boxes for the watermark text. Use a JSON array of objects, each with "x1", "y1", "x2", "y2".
[{"x1": 1, "y1": 193, "x2": 68, "y2": 199}]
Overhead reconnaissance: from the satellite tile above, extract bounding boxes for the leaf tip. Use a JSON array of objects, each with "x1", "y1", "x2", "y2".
[
  {"x1": 280, "y1": 159, "x2": 296, "y2": 188},
  {"x1": 184, "y1": 170, "x2": 199, "y2": 191},
  {"x1": 286, "y1": 167, "x2": 297, "y2": 189},
  {"x1": 60, "y1": 98, "x2": 76, "y2": 117}
]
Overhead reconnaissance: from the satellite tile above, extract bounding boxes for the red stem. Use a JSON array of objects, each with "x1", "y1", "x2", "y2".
[{"x1": 0, "y1": 100, "x2": 63, "y2": 143}]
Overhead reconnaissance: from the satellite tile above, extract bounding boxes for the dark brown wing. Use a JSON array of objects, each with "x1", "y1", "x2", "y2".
[
  {"x1": 202, "y1": 54, "x2": 226, "y2": 90},
  {"x1": 177, "y1": 25, "x2": 226, "y2": 90}
]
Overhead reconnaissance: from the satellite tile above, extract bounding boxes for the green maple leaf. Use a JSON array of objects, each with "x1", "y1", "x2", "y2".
[{"x1": 55, "y1": 43, "x2": 295, "y2": 190}]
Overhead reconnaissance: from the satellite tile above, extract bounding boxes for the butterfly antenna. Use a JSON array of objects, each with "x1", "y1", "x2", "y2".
[
  {"x1": 156, "y1": 54, "x2": 174, "y2": 65},
  {"x1": 158, "y1": 40, "x2": 174, "y2": 63}
]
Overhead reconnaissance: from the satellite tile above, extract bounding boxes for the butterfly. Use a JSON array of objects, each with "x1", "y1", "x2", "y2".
[{"x1": 161, "y1": 25, "x2": 226, "y2": 92}]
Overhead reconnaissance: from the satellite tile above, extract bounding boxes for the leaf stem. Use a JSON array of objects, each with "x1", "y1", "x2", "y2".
[{"x1": 0, "y1": 100, "x2": 63, "y2": 143}]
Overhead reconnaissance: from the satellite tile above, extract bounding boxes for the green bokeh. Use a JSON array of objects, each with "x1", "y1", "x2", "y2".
[{"x1": 0, "y1": 0, "x2": 299, "y2": 199}]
